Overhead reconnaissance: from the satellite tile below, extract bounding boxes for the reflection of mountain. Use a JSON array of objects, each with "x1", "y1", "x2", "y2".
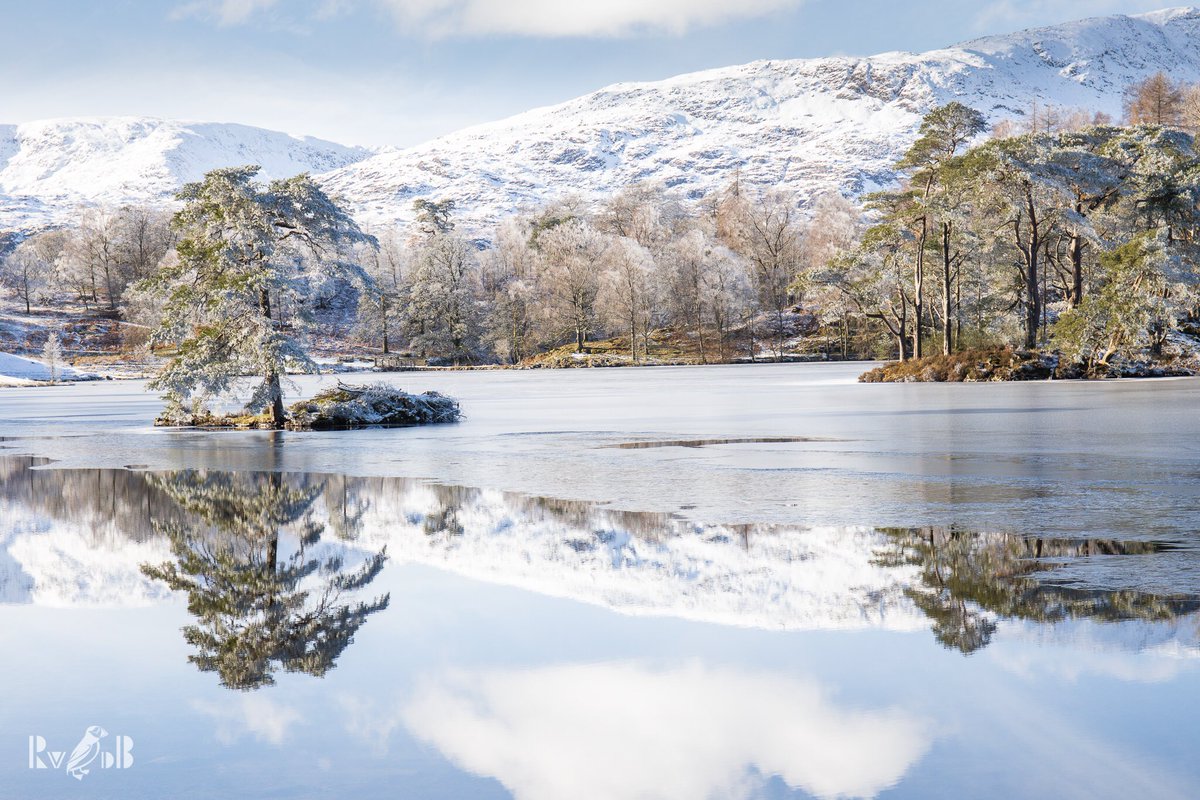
[
  {"x1": 401, "y1": 662, "x2": 929, "y2": 800},
  {"x1": 360, "y1": 481, "x2": 926, "y2": 632},
  {"x1": 1, "y1": 456, "x2": 1197, "y2": 655},
  {"x1": 0, "y1": 456, "x2": 175, "y2": 606}
]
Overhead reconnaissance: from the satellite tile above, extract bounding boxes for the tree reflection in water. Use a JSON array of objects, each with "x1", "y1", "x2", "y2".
[
  {"x1": 140, "y1": 470, "x2": 390, "y2": 690},
  {"x1": 875, "y1": 527, "x2": 1200, "y2": 654},
  {"x1": 1, "y1": 455, "x2": 1196, "y2": 663}
]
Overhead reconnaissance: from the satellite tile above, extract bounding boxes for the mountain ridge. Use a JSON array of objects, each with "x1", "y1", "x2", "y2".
[{"x1": 3, "y1": 7, "x2": 1199, "y2": 234}]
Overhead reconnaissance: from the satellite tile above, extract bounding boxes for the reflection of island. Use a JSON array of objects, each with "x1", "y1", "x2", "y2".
[
  {"x1": 139, "y1": 470, "x2": 390, "y2": 690},
  {"x1": 874, "y1": 527, "x2": 1200, "y2": 654},
  {"x1": 1, "y1": 455, "x2": 1197, "y2": 656}
]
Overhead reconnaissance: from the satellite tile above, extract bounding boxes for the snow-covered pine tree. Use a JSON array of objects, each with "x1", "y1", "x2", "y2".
[
  {"x1": 42, "y1": 330, "x2": 63, "y2": 384},
  {"x1": 139, "y1": 166, "x2": 375, "y2": 428}
]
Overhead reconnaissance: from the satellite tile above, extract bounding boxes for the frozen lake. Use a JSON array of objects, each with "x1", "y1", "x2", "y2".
[{"x1": 1, "y1": 363, "x2": 1198, "y2": 799}]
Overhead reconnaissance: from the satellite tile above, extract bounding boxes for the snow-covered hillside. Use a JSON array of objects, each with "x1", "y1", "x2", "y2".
[
  {"x1": 324, "y1": 6, "x2": 1200, "y2": 231},
  {"x1": 0, "y1": 118, "x2": 369, "y2": 230},
  {"x1": 2, "y1": 8, "x2": 1199, "y2": 234}
]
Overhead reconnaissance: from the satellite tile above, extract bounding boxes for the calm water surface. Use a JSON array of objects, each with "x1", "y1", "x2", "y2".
[{"x1": 0, "y1": 363, "x2": 1197, "y2": 799}]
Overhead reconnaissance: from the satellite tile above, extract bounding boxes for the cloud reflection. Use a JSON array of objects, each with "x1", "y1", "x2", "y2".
[
  {"x1": 192, "y1": 694, "x2": 303, "y2": 746},
  {"x1": 402, "y1": 661, "x2": 930, "y2": 800}
]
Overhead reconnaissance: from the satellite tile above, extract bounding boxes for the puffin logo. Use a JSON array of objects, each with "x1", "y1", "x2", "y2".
[{"x1": 28, "y1": 727, "x2": 134, "y2": 780}]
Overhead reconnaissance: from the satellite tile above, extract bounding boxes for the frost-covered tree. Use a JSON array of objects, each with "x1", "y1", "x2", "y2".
[
  {"x1": 30, "y1": 206, "x2": 172, "y2": 315},
  {"x1": 356, "y1": 230, "x2": 408, "y2": 354},
  {"x1": 1052, "y1": 235, "x2": 1172, "y2": 370},
  {"x1": 600, "y1": 237, "x2": 657, "y2": 362},
  {"x1": 405, "y1": 233, "x2": 479, "y2": 363},
  {"x1": 55, "y1": 209, "x2": 123, "y2": 311},
  {"x1": 722, "y1": 190, "x2": 804, "y2": 359},
  {"x1": 797, "y1": 194, "x2": 865, "y2": 357},
  {"x1": 42, "y1": 330, "x2": 64, "y2": 383},
  {"x1": 816, "y1": 223, "x2": 915, "y2": 360},
  {"x1": 662, "y1": 229, "x2": 749, "y2": 363},
  {"x1": 140, "y1": 166, "x2": 374, "y2": 427},
  {"x1": 595, "y1": 182, "x2": 681, "y2": 254},
  {"x1": 537, "y1": 219, "x2": 607, "y2": 351},
  {"x1": 702, "y1": 242, "x2": 753, "y2": 362},
  {"x1": 664, "y1": 230, "x2": 713, "y2": 362},
  {"x1": 413, "y1": 198, "x2": 456, "y2": 237},
  {"x1": 1, "y1": 237, "x2": 56, "y2": 314},
  {"x1": 1184, "y1": 84, "x2": 1200, "y2": 136},
  {"x1": 115, "y1": 205, "x2": 175, "y2": 284},
  {"x1": 482, "y1": 217, "x2": 543, "y2": 364},
  {"x1": 960, "y1": 135, "x2": 1069, "y2": 349}
]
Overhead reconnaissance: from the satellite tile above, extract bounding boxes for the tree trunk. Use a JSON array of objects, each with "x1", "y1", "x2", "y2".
[
  {"x1": 104, "y1": 264, "x2": 117, "y2": 311},
  {"x1": 1019, "y1": 191, "x2": 1042, "y2": 350},
  {"x1": 1024, "y1": 248, "x2": 1040, "y2": 351},
  {"x1": 1068, "y1": 227, "x2": 1084, "y2": 308},
  {"x1": 381, "y1": 298, "x2": 390, "y2": 354},
  {"x1": 941, "y1": 222, "x2": 953, "y2": 355},
  {"x1": 775, "y1": 306, "x2": 786, "y2": 360},
  {"x1": 841, "y1": 312, "x2": 849, "y2": 360},
  {"x1": 260, "y1": 288, "x2": 286, "y2": 429},
  {"x1": 912, "y1": 192, "x2": 931, "y2": 360},
  {"x1": 630, "y1": 314, "x2": 638, "y2": 364}
]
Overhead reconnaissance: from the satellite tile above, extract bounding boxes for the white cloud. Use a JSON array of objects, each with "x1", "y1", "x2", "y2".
[
  {"x1": 174, "y1": 0, "x2": 806, "y2": 37},
  {"x1": 972, "y1": 1, "x2": 1175, "y2": 32},
  {"x1": 401, "y1": 661, "x2": 930, "y2": 800},
  {"x1": 172, "y1": 0, "x2": 281, "y2": 26},
  {"x1": 382, "y1": 0, "x2": 805, "y2": 37}
]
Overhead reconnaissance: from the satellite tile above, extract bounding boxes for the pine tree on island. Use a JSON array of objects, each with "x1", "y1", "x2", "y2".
[{"x1": 139, "y1": 166, "x2": 375, "y2": 428}]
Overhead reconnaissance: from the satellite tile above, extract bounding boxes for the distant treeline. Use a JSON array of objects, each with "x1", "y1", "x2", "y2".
[{"x1": 3, "y1": 72, "x2": 1199, "y2": 369}]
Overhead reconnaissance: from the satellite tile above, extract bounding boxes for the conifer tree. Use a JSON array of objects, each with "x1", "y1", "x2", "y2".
[{"x1": 139, "y1": 166, "x2": 374, "y2": 427}]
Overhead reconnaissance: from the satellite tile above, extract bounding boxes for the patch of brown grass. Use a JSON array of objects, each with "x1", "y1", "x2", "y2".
[{"x1": 859, "y1": 348, "x2": 1054, "y2": 383}]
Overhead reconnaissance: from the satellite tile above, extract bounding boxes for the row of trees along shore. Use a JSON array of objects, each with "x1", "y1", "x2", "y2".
[{"x1": 3, "y1": 72, "x2": 1200, "y2": 380}]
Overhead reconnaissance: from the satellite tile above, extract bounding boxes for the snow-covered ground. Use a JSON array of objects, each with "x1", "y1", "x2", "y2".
[{"x1": 0, "y1": 351, "x2": 95, "y2": 386}]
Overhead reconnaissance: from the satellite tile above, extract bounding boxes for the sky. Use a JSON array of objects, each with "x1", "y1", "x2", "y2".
[{"x1": 0, "y1": 0, "x2": 1183, "y2": 147}]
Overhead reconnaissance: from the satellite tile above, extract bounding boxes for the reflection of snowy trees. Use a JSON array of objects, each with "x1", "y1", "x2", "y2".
[
  {"x1": 140, "y1": 470, "x2": 389, "y2": 690},
  {"x1": 2, "y1": 456, "x2": 1197, "y2": 657},
  {"x1": 875, "y1": 527, "x2": 1200, "y2": 653},
  {"x1": 0, "y1": 456, "x2": 185, "y2": 542}
]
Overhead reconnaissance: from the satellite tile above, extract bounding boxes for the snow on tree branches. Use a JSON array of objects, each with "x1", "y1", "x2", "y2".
[{"x1": 139, "y1": 166, "x2": 376, "y2": 427}]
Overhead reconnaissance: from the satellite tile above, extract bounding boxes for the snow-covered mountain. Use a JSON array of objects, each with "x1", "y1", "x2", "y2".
[
  {"x1": 325, "y1": 6, "x2": 1200, "y2": 231},
  {"x1": 2, "y1": 8, "x2": 1200, "y2": 234},
  {"x1": 0, "y1": 117, "x2": 370, "y2": 230}
]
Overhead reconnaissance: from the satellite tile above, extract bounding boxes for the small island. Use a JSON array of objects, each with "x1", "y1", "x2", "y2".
[
  {"x1": 156, "y1": 382, "x2": 461, "y2": 430},
  {"x1": 859, "y1": 343, "x2": 1199, "y2": 382},
  {"x1": 139, "y1": 167, "x2": 461, "y2": 430}
]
